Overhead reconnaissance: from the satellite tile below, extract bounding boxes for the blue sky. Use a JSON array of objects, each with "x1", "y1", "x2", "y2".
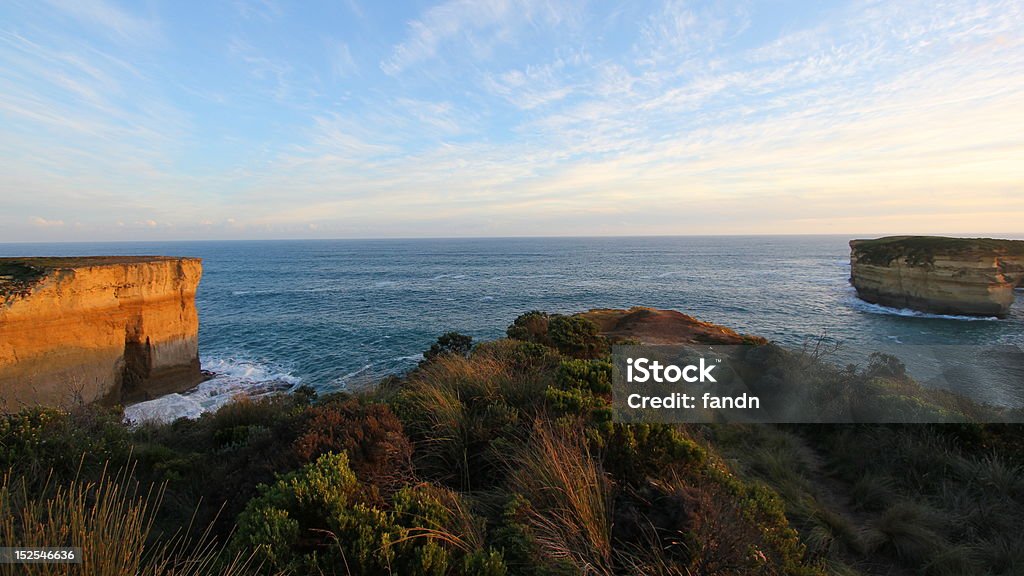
[{"x1": 1, "y1": 0, "x2": 1022, "y2": 241}]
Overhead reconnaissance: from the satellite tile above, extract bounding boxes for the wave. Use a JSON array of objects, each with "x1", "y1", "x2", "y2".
[
  {"x1": 848, "y1": 296, "x2": 999, "y2": 321},
  {"x1": 336, "y1": 363, "x2": 374, "y2": 382},
  {"x1": 123, "y1": 357, "x2": 299, "y2": 426},
  {"x1": 232, "y1": 287, "x2": 339, "y2": 297},
  {"x1": 330, "y1": 354, "x2": 423, "y2": 388}
]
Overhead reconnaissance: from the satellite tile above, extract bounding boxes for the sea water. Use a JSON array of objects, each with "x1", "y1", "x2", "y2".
[{"x1": 3, "y1": 235, "x2": 1022, "y2": 420}]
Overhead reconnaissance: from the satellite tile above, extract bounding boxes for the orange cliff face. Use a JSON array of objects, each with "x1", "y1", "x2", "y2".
[{"x1": 0, "y1": 257, "x2": 204, "y2": 409}]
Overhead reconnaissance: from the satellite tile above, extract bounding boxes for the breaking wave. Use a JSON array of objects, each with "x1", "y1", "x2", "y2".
[
  {"x1": 123, "y1": 357, "x2": 300, "y2": 425},
  {"x1": 848, "y1": 296, "x2": 1000, "y2": 321}
]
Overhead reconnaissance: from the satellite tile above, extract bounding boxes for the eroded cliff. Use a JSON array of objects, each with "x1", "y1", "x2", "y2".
[
  {"x1": 0, "y1": 257, "x2": 203, "y2": 408},
  {"x1": 850, "y1": 236, "x2": 1024, "y2": 317}
]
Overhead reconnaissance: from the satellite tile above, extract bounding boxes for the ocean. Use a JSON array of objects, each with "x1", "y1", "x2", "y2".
[{"x1": 3, "y1": 235, "x2": 1022, "y2": 419}]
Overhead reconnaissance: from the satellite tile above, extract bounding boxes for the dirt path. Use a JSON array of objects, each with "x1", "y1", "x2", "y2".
[{"x1": 783, "y1": 428, "x2": 913, "y2": 576}]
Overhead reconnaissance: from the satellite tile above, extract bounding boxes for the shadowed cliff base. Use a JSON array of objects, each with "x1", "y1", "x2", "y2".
[{"x1": 850, "y1": 236, "x2": 1024, "y2": 317}]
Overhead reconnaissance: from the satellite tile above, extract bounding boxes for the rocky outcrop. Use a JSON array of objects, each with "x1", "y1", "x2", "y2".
[
  {"x1": 0, "y1": 257, "x2": 203, "y2": 409},
  {"x1": 580, "y1": 307, "x2": 767, "y2": 345},
  {"x1": 850, "y1": 237, "x2": 1024, "y2": 317}
]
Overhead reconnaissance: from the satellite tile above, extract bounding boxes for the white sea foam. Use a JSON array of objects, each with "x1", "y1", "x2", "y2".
[
  {"x1": 336, "y1": 363, "x2": 374, "y2": 383},
  {"x1": 123, "y1": 357, "x2": 299, "y2": 425},
  {"x1": 330, "y1": 354, "x2": 424, "y2": 389},
  {"x1": 848, "y1": 296, "x2": 999, "y2": 321}
]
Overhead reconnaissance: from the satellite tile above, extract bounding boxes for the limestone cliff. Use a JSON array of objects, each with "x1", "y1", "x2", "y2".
[
  {"x1": 850, "y1": 236, "x2": 1024, "y2": 317},
  {"x1": 0, "y1": 257, "x2": 203, "y2": 408}
]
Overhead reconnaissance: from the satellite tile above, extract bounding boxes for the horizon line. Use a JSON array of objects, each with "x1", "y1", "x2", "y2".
[{"x1": 3, "y1": 231, "x2": 1024, "y2": 245}]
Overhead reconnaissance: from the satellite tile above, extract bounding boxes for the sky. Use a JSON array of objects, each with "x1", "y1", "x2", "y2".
[{"x1": 0, "y1": 0, "x2": 1022, "y2": 242}]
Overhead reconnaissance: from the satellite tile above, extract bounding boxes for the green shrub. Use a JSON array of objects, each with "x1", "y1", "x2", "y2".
[
  {"x1": 506, "y1": 311, "x2": 552, "y2": 345},
  {"x1": 233, "y1": 452, "x2": 505, "y2": 575},
  {"x1": 424, "y1": 332, "x2": 474, "y2": 361},
  {"x1": 866, "y1": 352, "x2": 908, "y2": 380},
  {"x1": 128, "y1": 395, "x2": 308, "y2": 540},
  {"x1": 473, "y1": 339, "x2": 561, "y2": 374},
  {"x1": 545, "y1": 359, "x2": 613, "y2": 420},
  {"x1": 0, "y1": 405, "x2": 129, "y2": 486},
  {"x1": 489, "y1": 495, "x2": 575, "y2": 576},
  {"x1": 547, "y1": 315, "x2": 606, "y2": 358},
  {"x1": 595, "y1": 424, "x2": 705, "y2": 485}
]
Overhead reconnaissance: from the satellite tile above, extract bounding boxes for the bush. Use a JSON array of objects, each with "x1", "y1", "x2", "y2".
[
  {"x1": 866, "y1": 352, "x2": 908, "y2": 380},
  {"x1": 548, "y1": 315, "x2": 606, "y2": 358},
  {"x1": 424, "y1": 332, "x2": 474, "y2": 362},
  {"x1": 129, "y1": 395, "x2": 309, "y2": 540},
  {"x1": 233, "y1": 452, "x2": 506, "y2": 575},
  {"x1": 545, "y1": 359, "x2": 613, "y2": 421},
  {"x1": 506, "y1": 311, "x2": 552, "y2": 345},
  {"x1": 596, "y1": 424, "x2": 705, "y2": 485},
  {"x1": 489, "y1": 496, "x2": 576, "y2": 576},
  {"x1": 0, "y1": 405, "x2": 130, "y2": 487},
  {"x1": 293, "y1": 397, "x2": 413, "y2": 492}
]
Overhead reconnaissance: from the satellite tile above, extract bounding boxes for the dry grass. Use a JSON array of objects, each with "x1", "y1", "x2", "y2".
[
  {"x1": 396, "y1": 353, "x2": 527, "y2": 489},
  {"x1": 504, "y1": 422, "x2": 614, "y2": 576},
  {"x1": 0, "y1": 464, "x2": 258, "y2": 576}
]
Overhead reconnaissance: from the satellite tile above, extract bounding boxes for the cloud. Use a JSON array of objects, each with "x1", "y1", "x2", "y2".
[
  {"x1": 330, "y1": 41, "x2": 358, "y2": 78},
  {"x1": 228, "y1": 38, "x2": 295, "y2": 100},
  {"x1": 380, "y1": 0, "x2": 577, "y2": 75},
  {"x1": 3, "y1": 0, "x2": 1024, "y2": 241},
  {"x1": 233, "y1": 0, "x2": 282, "y2": 21},
  {"x1": 484, "y1": 62, "x2": 575, "y2": 109},
  {"x1": 43, "y1": 0, "x2": 160, "y2": 45},
  {"x1": 31, "y1": 217, "x2": 65, "y2": 227}
]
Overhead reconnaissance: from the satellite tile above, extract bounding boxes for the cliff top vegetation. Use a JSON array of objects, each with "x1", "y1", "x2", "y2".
[
  {"x1": 1, "y1": 257, "x2": 200, "y2": 300},
  {"x1": 850, "y1": 236, "x2": 1024, "y2": 267},
  {"x1": 1, "y1": 309, "x2": 1023, "y2": 575}
]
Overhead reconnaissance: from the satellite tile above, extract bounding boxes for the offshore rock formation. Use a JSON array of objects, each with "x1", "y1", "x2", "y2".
[
  {"x1": 0, "y1": 257, "x2": 203, "y2": 409},
  {"x1": 850, "y1": 236, "x2": 1024, "y2": 317}
]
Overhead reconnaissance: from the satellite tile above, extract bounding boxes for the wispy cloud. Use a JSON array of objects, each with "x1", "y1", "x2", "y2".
[
  {"x1": 380, "y1": 0, "x2": 578, "y2": 75},
  {"x1": 1, "y1": 0, "x2": 1022, "y2": 240},
  {"x1": 329, "y1": 40, "x2": 358, "y2": 78},
  {"x1": 228, "y1": 37, "x2": 295, "y2": 100},
  {"x1": 43, "y1": 0, "x2": 161, "y2": 45},
  {"x1": 233, "y1": 0, "x2": 282, "y2": 21},
  {"x1": 31, "y1": 217, "x2": 65, "y2": 228}
]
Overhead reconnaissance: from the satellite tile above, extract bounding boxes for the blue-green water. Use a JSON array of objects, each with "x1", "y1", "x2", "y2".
[{"x1": 3, "y1": 236, "x2": 1022, "y2": 417}]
